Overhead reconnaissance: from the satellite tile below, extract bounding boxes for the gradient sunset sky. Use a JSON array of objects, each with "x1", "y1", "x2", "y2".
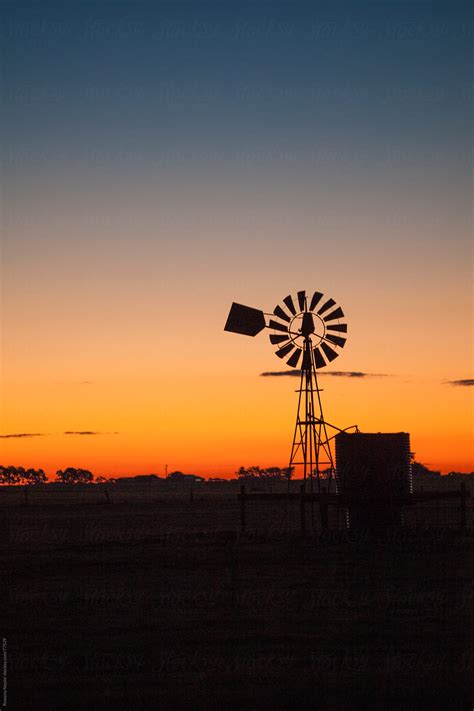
[{"x1": 2, "y1": 0, "x2": 472, "y2": 477}]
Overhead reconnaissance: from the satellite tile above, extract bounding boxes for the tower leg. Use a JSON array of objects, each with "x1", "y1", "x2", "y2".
[{"x1": 288, "y1": 340, "x2": 337, "y2": 497}]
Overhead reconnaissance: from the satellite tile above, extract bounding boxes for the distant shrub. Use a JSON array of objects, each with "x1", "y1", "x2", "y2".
[
  {"x1": 0, "y1": 466, "x2": 47, "y2": 485},
  {"x1": 236, "y1": 466, "x2": 294, "y2": 481},
  {"x1": 55, "y1": 467, "x2": 94, "y2": 484}
]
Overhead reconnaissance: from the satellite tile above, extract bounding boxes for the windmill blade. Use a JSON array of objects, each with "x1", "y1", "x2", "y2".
[
  {"x1": 321, "y1": 342, "x2": 339, "y2": 362},
  {"x1": 273, "y1": 305, "x2": 291, "y2": 322},
  {"x1": 326, "y1": 323, "x2": 347, "y2": 333},
  {"x1": 313, "y1": 347, "x2": 326, "y2": 369},
  {"x1": 287, "y1": 349, "x2": 301, "y2": 368},
  {"x1": 283, "y1": 295, "x2": 297, "y2": 315},
  {"x1": 309, "y1": 291, "x2": 323, "y2": 311},
  {"x1": 323, "y1": 306, "x2": 345, "y2": 322},
  {"x1": 297, "y1": 290, "x2": 306, "y2": 311},
  {"x1": 276, "y1": 342, "x2": 295, "y2": 359},
  {"x1": 317, "y1": 298, "x2": 336, "y2": 315},
  {"x1": 270, "y1": 334, "x2": 290, "y2": 345},
  {"x1": 268, "y1": 319, "x2": 289, "y2": 333},
  {"x1": 325, "y1": 334, "x2": 346, "y2": 348}
]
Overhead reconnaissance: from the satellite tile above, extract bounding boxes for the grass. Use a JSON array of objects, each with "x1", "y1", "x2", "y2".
[{"x1": 4, "y1": 487, "x2": 474, "y2": 709}]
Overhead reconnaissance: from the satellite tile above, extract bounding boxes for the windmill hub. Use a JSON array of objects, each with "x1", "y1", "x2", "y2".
[{"x1": 300, "y1": 311, "x2": 315, "y2": 337}]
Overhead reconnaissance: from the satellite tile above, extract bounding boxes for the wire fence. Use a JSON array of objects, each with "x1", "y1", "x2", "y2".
[
  {"x1": 2, "y1": 482, "x2": 472, "y2": 549},
  {"x1": 241, "y1": 500, "x2": 473, "y2": 533}
]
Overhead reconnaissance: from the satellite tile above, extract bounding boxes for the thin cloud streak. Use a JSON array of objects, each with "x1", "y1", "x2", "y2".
[
  {"x1": 260, "y1": 371, "x2": 388, "y2": 378},
  {"x1": 0, "y1": 433, "x2": 46, "y2": 438},
  {"x1": 447, "y1": 379, "x2": 474, "y2": 387},
  {"x1": 63, "y1": 431, "x2": 119, "y2": 436}
]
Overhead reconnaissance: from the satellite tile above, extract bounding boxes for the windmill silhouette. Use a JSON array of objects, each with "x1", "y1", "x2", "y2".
[{"x1": 225, "y1": 289, "x2": 357, "y2": 493}]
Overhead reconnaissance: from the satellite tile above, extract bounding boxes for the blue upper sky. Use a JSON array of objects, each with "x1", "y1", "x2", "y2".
[
  {"x1": 3, "y1": 1, "x2": 472, "y2": 167},
  {"x1": 2, "y1": 1, "x2": 472, "y2": 322}
]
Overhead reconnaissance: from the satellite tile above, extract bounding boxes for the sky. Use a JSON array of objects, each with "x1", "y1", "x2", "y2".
[{"x1": 1, "y1": 0, "x2": 473, "y2": 477}]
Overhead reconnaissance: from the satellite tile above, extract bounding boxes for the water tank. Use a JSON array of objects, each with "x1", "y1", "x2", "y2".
[{"x1": 335, "y1": 432, "x2": 412, "y2": 531}]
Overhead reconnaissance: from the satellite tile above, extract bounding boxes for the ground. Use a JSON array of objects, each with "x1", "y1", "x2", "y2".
[{"x1": 4, "y1": 486, "x2": 474, "y2": 709}]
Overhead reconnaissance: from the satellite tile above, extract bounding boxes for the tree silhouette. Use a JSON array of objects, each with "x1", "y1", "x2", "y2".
[
  {"x1": 24, "y1": 468, "x2": 47, "y2": 485},
  {"x1": 0, "y1": 466, "x2": 20, "y2": 485},
  {"x1": 411, "y1": 461, "x2": 440, "y2": 477},
  {"x1": 55, "y1": 467, "x2": 94, "y2": 484},
  {"x1": 0, "y1": 466, "x2": 46, "y2": 485},
  {"x1": 168, "y1": 471, "x2": 186, "y2": 479},
  {"x1": 236, "y1": 466, "x2": 293, "y2": 481}
]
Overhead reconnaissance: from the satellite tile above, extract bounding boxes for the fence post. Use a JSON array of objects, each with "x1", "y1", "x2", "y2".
[
  {"x1": 240, "y1": 485, "x2": 246, "y2": 531},
  {"x1": 460, "y1": 482, "x2": 466, "y2": 532},
  {"x1": 300, "y1": 484, "x2": 306, "y2": 534}
]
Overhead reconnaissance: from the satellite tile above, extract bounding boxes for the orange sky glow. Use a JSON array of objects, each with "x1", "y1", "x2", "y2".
[{"x1": 2, "y1": 2, "x2": 472, "y2": 478}]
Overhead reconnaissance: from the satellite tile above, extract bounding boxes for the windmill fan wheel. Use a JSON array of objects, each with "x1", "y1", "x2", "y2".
[{"x1": 268, "y1": 289, "x2": 348, "y2": 369}]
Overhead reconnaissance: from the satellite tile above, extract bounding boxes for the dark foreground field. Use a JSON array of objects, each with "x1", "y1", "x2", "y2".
[{"x1": 5, "y1": 489, "x2": 474, "y2": 710}]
